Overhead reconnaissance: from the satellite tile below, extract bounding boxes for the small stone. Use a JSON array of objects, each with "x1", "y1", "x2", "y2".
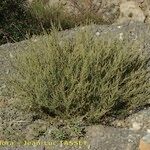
[
  {"x1": 96, "y1": 32, "x2": 100, "y2": 36},
  {"x1": 32, "y1": 38, "x2": 37, "y2": 42},
  {"x1": 0, "y1": 84, "x2": 6, "y2": 89},
  {"x1": 128, "y1": 139, "x2": 133, "y2": 143},
  {"x1": 131, "y1": 122, "x2": 142, "y2": 131},
  {"x1": 117, "y1": 26, "x2": 121, "y2": 29},
  {"x1": 81, "y1": 27, "x2": 85, "y2": 30},
  {"x1": 87, "y1": 144, "x2": 91, "y2": 149},
  {"x1": 6, "y1": 69, "x2": 10, "y2": 74},
  {"x1": 117, "y1": 122, "x2": 122, "y2": 127},
  {"x1": 119, "y1": 33, "x2": 124, "y2": 40},
  {"x1": 9, "y1": 52, "x2": 13, "y2": 58},
  {"x1": 115, "y1": 120, "x2": 125, "y2": 127},
  {"x1": 139, "y1": 134, "x2": 150, "y2": 150},
  {"x1": 147, "y1": 129, "x2": 150, "y2": 133}
]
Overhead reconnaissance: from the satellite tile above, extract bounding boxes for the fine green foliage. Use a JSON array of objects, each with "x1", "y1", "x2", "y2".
[
  {"x1": 7, "y1": 28, "x2": 150, "y2": 124},
  {"x1": 50, "y1": 124, "x2": 85, "y2": 140},
  {"x1": 28, "y1": 0, "x2": 74, "y2": 29},
  {"x1": 50, "y1": 127, "x2": 71, "y2": 140}
]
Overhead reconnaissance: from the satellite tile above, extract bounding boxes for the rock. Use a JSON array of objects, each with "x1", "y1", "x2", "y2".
[
  {"x1": 139, "y1": 134, "x2": 150, "y2": 150},
  {"x1": 138, "y1": 0, "x2": 150, "y2": 23},
  {"x1": 119, "y1": 32, "x2": 124, "y2": 40},
  {"x1": 118, "y1": 1, "x2": 145, "y2": 23},
  {"x1": 95, "y1": 31, "x2": 100, "y2": 36},
  {"x1": 147, "y1": 129, "x2": 150, "y2": 133},
  {"x1": 125, "y1": 107, "x2": 150, "y2": 132},
  {"x1": 85, "y1": 125, "x2": 143, "y2": 150},
  {"x1": 130, "y1": 122, "x2": 143, "y2": 131}
]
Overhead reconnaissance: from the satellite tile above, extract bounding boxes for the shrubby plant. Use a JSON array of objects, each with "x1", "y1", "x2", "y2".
[
  {"x1": 0, "y1": 0, "x2": 36, "y2": 44},
  {"x1": 29, "y1": 0, "x2": 119, "y2": 29},
  {"x1": 7, "y1": 28, "x2": 150, "y2": 124},
  {"x1": 0, "y1": 0, "x2": 119, "y2": 45},
  {"x1": 28, "y1": 0, "x2": 74, "y2": 30},
  {"x1": 28, "y1": 0, "x2": 74, "y2": 29}
]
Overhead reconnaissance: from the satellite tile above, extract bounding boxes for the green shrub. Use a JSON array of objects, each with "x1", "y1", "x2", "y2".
[
  {"x1": 28, "y1": 0, "x2": 74, "y2": 29},
  {"x1": 7, "y1": 28, "x2": 150, "y2": 124},
  {"x1": 0, "y1": 0, "x2": 119, "y2": 45},
  {"x1": 29, "y1": 0, "x2": 119, "y2": 29}
]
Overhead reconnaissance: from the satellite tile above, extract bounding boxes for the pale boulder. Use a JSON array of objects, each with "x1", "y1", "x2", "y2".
[
  {"x1": 117, "y1": 1, "x2": 145, "y2": 23},
  {"x1": 139, "y1": 134, "x2": 150, "y2": 150}
]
